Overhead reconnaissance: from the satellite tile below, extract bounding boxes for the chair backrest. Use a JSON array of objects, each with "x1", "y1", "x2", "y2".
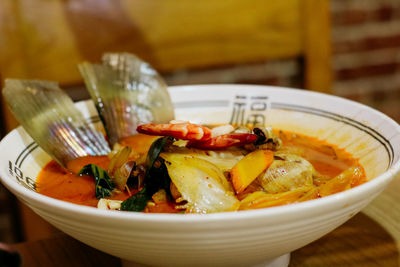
[{"x1": 0, "y1": 0, "x2": 332, "y2": 133}]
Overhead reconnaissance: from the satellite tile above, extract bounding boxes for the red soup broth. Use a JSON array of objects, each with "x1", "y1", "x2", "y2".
[{"x1": 36, "y1": 132, "x2": 366, "y2": 210}]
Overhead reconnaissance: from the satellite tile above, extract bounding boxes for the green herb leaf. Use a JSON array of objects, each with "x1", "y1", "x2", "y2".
[
  {"x1": 120, "y1": 187, "x2": 149, "y2": 211},
  {"x1": 78, "y1": 164, "x2": 114, "y2": 199}
]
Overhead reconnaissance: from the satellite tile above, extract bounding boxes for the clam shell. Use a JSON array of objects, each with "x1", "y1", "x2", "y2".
[
  {"x1": 2, "y1": 79, "x2": 110, "y2": 170},
  {"x1": 258, "y1": 153, "x2": 314, "y2": 193},
  {"x1": 79, "y1": 53, "x2": 175, "y2": 146}
]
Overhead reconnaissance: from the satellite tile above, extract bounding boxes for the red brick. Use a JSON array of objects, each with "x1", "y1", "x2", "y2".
[
  {"x1": 370, "y1": 88, "x2": 389, "y2": 102},
  {"x1": 332, "y1": 10, "x2": 369, "y2": 25},
  {"x1": 237, "y1": 78, "x2": 281, "y2": 86},
  {"x1": 335, "y1": 62, "x2": 400, "y2": 80},
  {"x1": 332, "y1": 5, "x2": 397, "y2": 25},
  {"x1": 334, "y1": 34, "x2": 400, "y2": 53},
  {"x1": 375, "y1": 5, "x2": 395, "y2": 22},
  {"x1": 338, "y1": 93, "x2": 363, "y2": 102}
]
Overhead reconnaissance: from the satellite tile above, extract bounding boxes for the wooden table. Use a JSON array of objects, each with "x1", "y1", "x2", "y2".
[{"x1": 8, "y1": 177, "x2": 400, "y2": 266}]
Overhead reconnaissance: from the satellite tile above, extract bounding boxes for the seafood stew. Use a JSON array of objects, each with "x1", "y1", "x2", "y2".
[
  {"x1": 1, "y1": 54, "x2": 367, "y2": 214},
  {"x1": 36, "y1": 122, "x2": 366, "y2": 214}
]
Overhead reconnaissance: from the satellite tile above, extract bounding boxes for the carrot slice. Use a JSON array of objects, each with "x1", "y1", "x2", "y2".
[{"x1": 231, "y1": 150, "x2": 274, "y2": 194}]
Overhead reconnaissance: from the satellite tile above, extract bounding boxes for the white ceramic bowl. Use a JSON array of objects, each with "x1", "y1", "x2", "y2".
[{"x1": 1, "y1": 85, "x2": 400, "y2": 267}]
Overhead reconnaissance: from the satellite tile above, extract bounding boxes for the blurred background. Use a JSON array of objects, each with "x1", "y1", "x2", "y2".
[{"x1": 0, "y1": 0, "x2": 399, "y2": 243}]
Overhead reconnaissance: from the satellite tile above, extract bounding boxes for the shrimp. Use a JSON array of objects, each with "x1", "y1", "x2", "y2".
[
  {"x1": 137, "y1": 122, "x2": 212, "y2": 141},
  {"x1": 187, "y1": 133, "x2": 258, "y2": 150},
  {"x1": 137, "y1": 122, "x2": 259, "y2": 149}
]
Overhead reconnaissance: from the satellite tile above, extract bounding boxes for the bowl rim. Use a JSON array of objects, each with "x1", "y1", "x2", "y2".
[{"x1": 1, "y1": 84, "x2": 400, "y2": 223}]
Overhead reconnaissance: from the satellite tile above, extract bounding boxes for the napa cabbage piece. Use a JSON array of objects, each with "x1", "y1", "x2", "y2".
[
  {"x1": 108, "y1": 146, "x2": 134, "y2": 190},
  {"x1": 239, "y1": 186, "x2": 316, "y2": 210},
  {"x1": 318, "y1": 166, "x2": 364, "y2": 197},
  {"x1": 165, "y1": 146, "x2": 245, "y2": 172},
  {"x1": 161, "y1": 153, "x2": 240, "y2": 213}
]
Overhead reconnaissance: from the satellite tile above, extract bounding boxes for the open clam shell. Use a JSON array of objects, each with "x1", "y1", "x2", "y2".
[
  {"x1": 79, "y1": 53, "x2": 175, "y2": 146},
  {"x1": 2, "y1": 79, "x2": 110, "y2": 171}
]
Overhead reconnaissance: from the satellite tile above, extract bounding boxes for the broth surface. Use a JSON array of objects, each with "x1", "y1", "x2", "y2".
[{"x1": 36, "y1": 131, "x2": 366, "y2": 210}]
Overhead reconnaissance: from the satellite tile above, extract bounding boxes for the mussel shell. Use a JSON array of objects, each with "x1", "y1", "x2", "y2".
[
  {"x1": 2, "y1": 79, "x2": 110, "y2": 171},
  {"x1": 79, "y1": 53, "x2": 175, "y2": 146}
]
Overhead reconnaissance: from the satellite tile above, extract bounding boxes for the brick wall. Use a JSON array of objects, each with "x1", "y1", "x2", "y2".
[{"x1": 331, "y1": 0, "x2": 400, "y2": 122}]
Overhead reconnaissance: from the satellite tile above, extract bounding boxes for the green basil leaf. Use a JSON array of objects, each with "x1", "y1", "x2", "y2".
[
  {"x1": 120, "y1": 187, "x2": 149, "y2": 211},
  {"x1": 79, "y1": 164, "x2": 114, "y2": 199}
]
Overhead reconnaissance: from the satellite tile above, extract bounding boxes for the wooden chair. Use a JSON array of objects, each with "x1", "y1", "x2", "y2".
[{"x1": 0, "y1": 0, "x2": 332, "y2": 241}]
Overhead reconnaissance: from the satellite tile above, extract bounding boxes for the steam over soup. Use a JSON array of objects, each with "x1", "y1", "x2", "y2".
[{"x1": 36, "y1": 122, "x2": 366, "y2": 213}]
